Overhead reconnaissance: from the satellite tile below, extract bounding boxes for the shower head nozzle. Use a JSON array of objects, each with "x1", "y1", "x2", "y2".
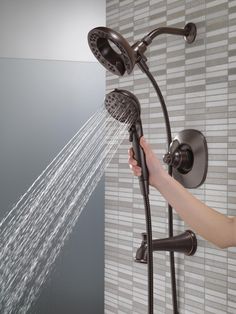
[
  {"x1": 104, "y1": 89, "x2": 140, "y2": 124},
  {"x1": 88, "y1": 27, "x2": 136, "y2": 76}
]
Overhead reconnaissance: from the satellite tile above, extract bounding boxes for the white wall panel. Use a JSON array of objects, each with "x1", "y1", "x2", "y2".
[{"x1": 0, "y1": 0, "x2": 105, "y2": 61}]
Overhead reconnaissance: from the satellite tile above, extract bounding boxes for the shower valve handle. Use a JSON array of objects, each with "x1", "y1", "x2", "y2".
[
  {"x1": 163, "y1": 139, "x2": 181, "y2": 168},
  {"x1": 163, "y1": 139, "x2": 193, "y2": 174}
]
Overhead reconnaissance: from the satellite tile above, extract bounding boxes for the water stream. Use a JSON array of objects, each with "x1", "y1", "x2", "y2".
[{"x1": 0, "y1": 106, "x2": 134, "y2": 313}]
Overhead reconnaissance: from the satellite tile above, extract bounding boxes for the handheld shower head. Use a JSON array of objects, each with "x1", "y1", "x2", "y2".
[
  {"x1": 88, "y1": 27, "x2": 136, "y2": 76},
  {"x1": 104, "y1": 89, "x2": 149, "y2": 195},
  {"x1": 104, "y1": 89, "x2": 140, "y2": 124}
]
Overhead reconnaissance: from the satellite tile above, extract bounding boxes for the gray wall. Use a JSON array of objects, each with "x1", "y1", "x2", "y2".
[
  {"x1": 0, "y1": 0, "x2": 105, "y2": 61},
  {"x1": 105, "y1": 0, "x2": 236, "y2": 313},
  {"x1": 0, "y1": 58, "x2": 105, "y2": 313}
]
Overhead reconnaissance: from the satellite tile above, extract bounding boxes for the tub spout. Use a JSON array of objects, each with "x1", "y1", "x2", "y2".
[
  {"x1": 135, "y1": 230, "x2": 197, "y2": 264},
  {"x1": 152, "y1": 230, "x2": 197, "y2": 255}
]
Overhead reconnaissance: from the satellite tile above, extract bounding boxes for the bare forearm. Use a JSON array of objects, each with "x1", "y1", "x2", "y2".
[
  {"x1": 155, "y1": 170, "x2": 235, "y2": 249},
  {"x1": 129, "y1": 138, "x2": 236, "y2": 249}
]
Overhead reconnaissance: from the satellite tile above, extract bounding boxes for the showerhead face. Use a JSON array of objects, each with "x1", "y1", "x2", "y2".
[
  {"x1": 88, "y1": 27, "x2": 136, "y2": 76},
  {"x1": 105, "y1": 89, "x2": 140, "y2": 124}
]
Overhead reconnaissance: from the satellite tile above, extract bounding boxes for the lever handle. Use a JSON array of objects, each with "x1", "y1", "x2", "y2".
[
  {"x1": 169, "y1": 139, "x2": 180, "y2": 154},
  {"x1": 163, "y1": 139, "x2": 193, "y2": 173},
  {"x1": 163, "y1": 139, "x2": 181, "y2": 167}
]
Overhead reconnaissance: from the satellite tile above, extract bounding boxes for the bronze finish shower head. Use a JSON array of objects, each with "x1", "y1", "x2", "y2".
[
  {"x1": 88, "y1": 24, "x2": 197, "y2": 76},
  {"x1": 88, "y1": 27, "x2": 136, "y2": 76},
  {"x1": 104, "y1": 89, "x2": 140, "y2": 124}
]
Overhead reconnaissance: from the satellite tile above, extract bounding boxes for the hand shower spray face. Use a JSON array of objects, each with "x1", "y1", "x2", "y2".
[
  {"x1": 105, "y1": 89, "x2": 149, "y2": 195},
  {"x1": 88, "y1": 27, "x2": 136, "y2": 76}
]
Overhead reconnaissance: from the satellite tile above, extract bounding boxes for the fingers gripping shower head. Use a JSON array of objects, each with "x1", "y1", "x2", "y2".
[{"x1": 88, "y1": 27, "x2": 136, "y2": 76}]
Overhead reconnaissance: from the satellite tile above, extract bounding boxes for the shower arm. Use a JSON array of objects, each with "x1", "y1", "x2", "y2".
[
  {"x1": 144, "y1": 23, "x2": 195, "y2": 44},
  {"x1": 132, "y1": 23, "x2": 196, "y2": 60}
]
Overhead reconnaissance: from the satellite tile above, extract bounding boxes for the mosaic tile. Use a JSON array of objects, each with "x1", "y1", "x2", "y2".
[{"x1": 105, "y1": 0, "x2": 236, "y2": 313}]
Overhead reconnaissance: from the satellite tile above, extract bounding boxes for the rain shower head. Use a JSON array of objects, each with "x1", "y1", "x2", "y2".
[
  {"x1": 104, "y1": 89, "x2": 140, "y2": 124},
  {"x1": 88, "y1": 27, "x2": 136, "y2": 76},
  {"x1": 88, "y1": 23, "x2": 197, "y2": 76}
]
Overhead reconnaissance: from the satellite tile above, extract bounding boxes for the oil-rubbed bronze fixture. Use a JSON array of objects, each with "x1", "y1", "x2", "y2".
[
  {"x1": 88, "y1": 23, "x2": 196, "y2": 76},
  {"x1": 135, "y1": 231, "x2": 197, "y2": 264},
  {"x1": 88, "y1": 22, "x2": 207, "y2": 314},
  {"x1": 163, "y1": 129, "x2": 208, "y2": 189},
  {"x1": 104, "y1": 89, "x2": 149, "y2": 196}
]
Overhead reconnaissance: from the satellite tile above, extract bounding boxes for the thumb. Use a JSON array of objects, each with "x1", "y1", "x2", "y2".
[{"x1": 140, "y1": 136, "x2": 150, "y2": 155}]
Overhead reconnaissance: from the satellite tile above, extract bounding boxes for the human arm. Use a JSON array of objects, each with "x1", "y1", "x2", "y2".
[{"x1": 128, "y1": 137, "x2": 236, "y2": 249}]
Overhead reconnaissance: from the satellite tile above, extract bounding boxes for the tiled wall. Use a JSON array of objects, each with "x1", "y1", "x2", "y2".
[{"x1": 105, "y1": 1, "x2": 236, "y2": 313}]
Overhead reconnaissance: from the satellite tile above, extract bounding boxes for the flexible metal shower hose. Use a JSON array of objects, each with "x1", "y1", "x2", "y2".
[
  {"x1": 142, "y1": 193, "x2": 154, "y2": 314},
  {"x1": 139, "y1": 61, "x2": 179, "y2": 314}
]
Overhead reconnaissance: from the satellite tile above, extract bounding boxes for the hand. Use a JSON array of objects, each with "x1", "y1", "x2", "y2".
[{"x1": 128, "y1": 136, "x2": 165, "y2": 189}]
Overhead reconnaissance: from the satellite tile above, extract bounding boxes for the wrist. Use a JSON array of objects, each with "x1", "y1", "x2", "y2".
[{"x1": 152, "y1": 165, "x2": 169, "y2": 190}]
